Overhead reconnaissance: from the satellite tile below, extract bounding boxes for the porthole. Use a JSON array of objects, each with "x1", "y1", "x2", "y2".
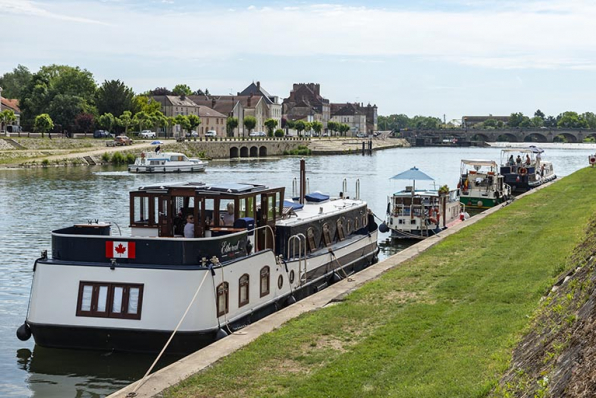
[
  {"x1": 289, "y1": 270, "x2": 295, "y2": 283},
  {"x1": 278, "y1": 275, "x2": 284, "y2": 289}
]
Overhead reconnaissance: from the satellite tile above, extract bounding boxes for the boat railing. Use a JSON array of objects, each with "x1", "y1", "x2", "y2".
[{"x1": 287, "y1": 233, "x2": 307, "y2": 285}]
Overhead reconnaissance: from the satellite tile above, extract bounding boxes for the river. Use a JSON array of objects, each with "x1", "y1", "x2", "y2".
[{"x1": 1, "y1": 144, "x2": 594, "y2": 398}]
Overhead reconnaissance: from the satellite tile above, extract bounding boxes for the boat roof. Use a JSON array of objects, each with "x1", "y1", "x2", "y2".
[
  {"x1": 461, "y1": 159, "x2": 498, "y2": 167},
  {"x1": 144, "y1": 151, "x2": 187, "y2": 157},
  {"x1": 392, "y1": 189, "x2": 440, "y2": 197},
  {"x1": 135, "y1": 181, "x2": 276, "y2": 195}
]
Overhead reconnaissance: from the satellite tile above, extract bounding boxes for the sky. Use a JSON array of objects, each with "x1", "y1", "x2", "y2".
[{"x1": 1, "y1": 0, "x2": 596, "y2": 122}]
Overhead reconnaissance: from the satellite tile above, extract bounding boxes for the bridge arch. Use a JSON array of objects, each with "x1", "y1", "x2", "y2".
[
  {"x1": 523, "y1": 133, "x2": 547, "y2": 143},
  {"x1": 496, "y1": 133, "x2": 518, "y2": 142},
  {"x1": 240, "y1": 146, "x2": 249, "y2": 157},
  {"x1": 229, "y1": 147, "x2": 239, "y2": 158},
  {"x1": 553, "y1": 132, "x2": 578, "y2": 143},
  {"x1": 471, "y1": 133, "x2": 490, "y2": 142},
  {"x1": 259, "y1": 146, "x2": 267, "y2": 157},
  {"x1": 250, "y1": 146, "x2": 258, "y2": 157}
]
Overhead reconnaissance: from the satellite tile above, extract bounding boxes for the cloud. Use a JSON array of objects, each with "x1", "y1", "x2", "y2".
[{"x1": 0, "y1": 0, "x2": 107, "y2": 24}]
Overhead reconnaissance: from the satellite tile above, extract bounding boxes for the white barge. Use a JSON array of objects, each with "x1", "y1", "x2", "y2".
[{"x1": 17, "y1": 161, "x2": 378, "y2": 354}]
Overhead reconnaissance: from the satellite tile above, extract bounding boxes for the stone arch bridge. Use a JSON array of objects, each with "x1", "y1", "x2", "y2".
[
  {"x1": 185, "y1": 137, "x2": 309, "y2": 159},
  {"x1": 406, "y1": 128, "x2": 596, "y2": 145}
]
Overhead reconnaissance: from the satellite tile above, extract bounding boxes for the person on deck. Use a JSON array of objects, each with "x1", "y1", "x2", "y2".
[
  {"x1": 173, "y1": 211, "x2": 185, "y2": 236},
  {"x1": 525, "y1": 154, "x2": 531, "y2": 165},
  {"x1": 184, "y1": 214, "x2": 195, "y2": 238}
]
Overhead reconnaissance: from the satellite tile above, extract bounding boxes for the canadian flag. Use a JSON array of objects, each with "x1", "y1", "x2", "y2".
[{"x1": 106, "y1": 241, "x2": 136, "y2": 259}]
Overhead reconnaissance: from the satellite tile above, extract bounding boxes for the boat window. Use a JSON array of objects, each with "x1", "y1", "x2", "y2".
[
  {"x1": 216, "y1": 282, "x2": 229, "y2": 317},
  {"x1": 336, "y1": 218, "x2": 345, "y2": 241},
  {"x1": 267, "y1": 195, "x2": 275, "y2": 220},
  {"x1": 307, "y1": 227, "x2": 317, "y2": 253},
  {"x1": 275, "y1": 192, "x2": 282, "y2": 216},
  {"x1": 219, "y1": 199, "x2": 235, "y2": 226},
  {"x1": 239, "y1": 274, "x2": 249, "y2": 307},
  {"x1": 76, "y1": 282, "x2": 143, "y2": 320},
  {"x1": 133, "y1": 196, "x2": 150, "y2": 223},
  {"x1": 205, "y1": 198, "x2": 215, "y2": 226},
  {"x1": 278, "y1": 275, "x2": 283, "y2": 289},
  {"x1": 322, "y1": 223, "x2": 332, "y2": 247},
  {"x1": 289, "y1": 270, "x2": 295, "y2": 284},
  {"x1": 260, "y1": 266, "x2": 270, "y2": 297}
]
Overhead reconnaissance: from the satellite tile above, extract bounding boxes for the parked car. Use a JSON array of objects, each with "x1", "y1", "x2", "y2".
[
  {"x1": 186, "y1": 131, "x2": 199, "y2": 138},
  {"x1": 107, "y1": 135, "x2": 133, "y2": 146},
  {"x1": 356, "y1": 132, "x2": 367, "y2": 138},
  {"x1": 139, "y1": 130, "x2": 156, "y2": 139},
  {"x1": 249, "y1": 131, "x2": 266, "y2": 137},
  {"x1": 205, "y1": 130, "x2": 217, "y2": 137},
  {"x1": 93, "y1": 130, "x2": 110, "y2": 138}
]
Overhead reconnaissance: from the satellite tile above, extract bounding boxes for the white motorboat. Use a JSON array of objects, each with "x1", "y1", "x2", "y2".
[
  {"x1": 128, "y1": 151, "x2": 207, "y2": 173},
  {"x1": 499, "y1": 146, "x2": 556, "y2": 192}
]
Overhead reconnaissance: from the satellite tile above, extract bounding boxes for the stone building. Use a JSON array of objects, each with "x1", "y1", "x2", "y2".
[
  {"x1": 152, "y1": 95, "x2": 199, "y2": 137},
  {"x1": 238, "y1": 81, "x2": 282, "y2": 131},
  {"x1": 330, "y1": 102, "x2": 378, "y2": 135},
  {"x1": 282, "y1": 83, "x2": 330, "y2": 127},
  {"x1": 0, "y1": 95, "x2": 21, "y2": 133}
]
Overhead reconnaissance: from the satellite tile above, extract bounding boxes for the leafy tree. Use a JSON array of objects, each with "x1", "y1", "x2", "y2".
[
  {"x1": 534, "y1": 109, "x2": 545, "y2": 120},
  {"x1": 47, "y1": 94, "x2": 87, "y2": 132},
  {"x1": 150, "y1": 111, "x2": 168, "y2": 136},
  {"x1": 274, "y1": 128, "x2": 284, "y2": 137},
  {"x1": 339, "y1": 123, "x2": 351, "y2": 136},
  {"x1": 311, "y1": 121, "x2": 323, "y2": 136},
  {"x1": 175, "y1": 114, "x2": 191, "y2": 136},
  {"x1": 133, "y1": 95, "x2": 161, "y2": 114},
  {"x1": 482, "y1": 119, "x2": 499, "y2": 129},
  {"x1": 226, "y1": 117, "x2": 239, "y2": 137},
  {"x1": 0, "y1": 65, "x2": 32, "y2": 99},
  {"x1": 0, "y1": 109, "x2": 16, "y2": 130},
  {"x1": 410, "y1": 115, "x2": 441, "y2": 130},
  {"x1": 285, "y1": 119, "x2": 296, "y2": 135},
  {"x1": 557, "y1": 111, "x2": 589, "y2": 128},
  {"x1": 34, "y1": 113, "x2": 54, "y2": 138},
  {"x1": 149, "y1": 87, "x2": 172, "y2": 96},
  {"x1": 378, "y1": 114, "x2": 410, "y2": 131},
  {"x1": 519, "y1": 117, "x2": 533, "y2": 128},
  {"x1": 187, "y1": 114, "x2": 201, "y2": 135},
  {"x1": 172, "y1": 84, "x2": 193, "y2": 97},
  {"x1": 581, "y1": 112, "x2": 596, "y2": 129},
  {"x1": 133, "y1": 111, "x2": 152, "y2": 131},
  {"x1": 327, "y1": 120, "x2": 338, "y2": 136},
  {"x1": 294, "y1": 120, "x2": 306, "y2": 136},
  {"x1": 508, "y1": 112, "x2": 526, "y2": 128},
  {"x1": 98, "y1": 113, "x2": 116, "y2": 132},
  {"x1": 531, "y1": 116, "x2": 544, "y2": 128},
  {"x1": 118, "y1": 111, "x2": 134, "y2": 134},
  {"x1": 96, "y1": 80, "x2": 135, "y2": 117},
  {"x1": 544, "y1": 116, "x2": 558, "y2": 128},
  {"x1": 74, "y1": 113, "x2": 94, "y2": 135},
  {"x1": 264, "y1": 118, "x2": 278, "y2": 136},
  {"x1": 243, "y1": 116, "x2": 256, "y2": 137},
  {"x1": 304, "y1": 122, "x2": 312, "y2": 136}
]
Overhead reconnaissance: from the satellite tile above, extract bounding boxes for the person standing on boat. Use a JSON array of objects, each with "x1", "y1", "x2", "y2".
[
  {"x1": 155, "y1": 145, "x2": 161, "y2": 154},
  {"x1": 515, "y1": 155, "x2": 522, "y2": 170},
  {"x1": 508, "y1": 155, "x2": 515, "y2": 167},
  {"x1": 184, "y1": 214, "x2": 194, "y2": 238},
  {"x1": 525, "y1": 154, "x2": 531, "y2": 166}
]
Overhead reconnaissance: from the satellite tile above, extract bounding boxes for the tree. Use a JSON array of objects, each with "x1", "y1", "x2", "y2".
[
  {"x1": 0, "y1": 65, "x2": 32, "y2": 99},
  {"x1": 327, "y1": 120, "x2": 338, "y2": 136},
  {"x1": 339, "y1": 123, "x2": 351, "y2": 136},
  {"x1": 175, "y1": 114, "x2": 191, "y2": 137},
  {"x1": 508, "y1": 112, "x2": 526, "y2": 128},
  {"x1": 0, "y1": 109, "x2": 16, "y2": 131},
  {"x1": 285, "y1": 119, "x2": 296, "y2": 135},
  {"x1": 534, "y1": 109, "x2": 545, "y2": 120},
  {"x1": 172, "y1": 84, "x2": 193, "y2": 97},
  {"x1": 96, "y1": 80, "x2": 135, "y2": 117},
  {"x1": 483, "y1": 119, "x2": 499, "y2": 129},
  {"x1": 150, "y1": 111, "x2": 168, "y2": 136},
  {"x1": 149, "y1": 87, "x2": 172, "y2": 96},
  {"x1": 243, "y1": 116, "x2": 256, "y2": 137},
  {"x1": 133, "y1": 111, "x2": 152, "y2": 131},
  {"x1": 133, "y1": 95, "x2": 161, "y2": 114},
  {"x1": 34, "y1": 113, "x2": 54, "y2": 138},
  {"x1": 74, "y1": 113, "x2": 94, "y2": 135},
  {"x1": 98, "y1": 113, "x2": 116, "y2": 132},
  {"x1": 303, "y1": 122, "x2": 312, "y2": 136},
  {"x1": 47, "y1": 94, "x2": 87, "y2": 132},
  {"x1": 226, "y1": 117, "x2": 239, "y2": 137},
  {"x1": 557, "y1": 111, "x2": 588, "y2": 129},
  {"x1": 530, "y1": 116, "x2": 544, "y2": 128},
  {"x1": 264, "y1": 118, "x2": 278, "y2": 136},
  {"x1": 311, "y1": 121, "x2": 323, "y2": 136},
  {"x1": 187, "y1": 114, "x2": 201, "y2": 135},
  {"x1": 581, "y1": 112, "x2": 596, "y2": 129},
  {"x1": 118, "y1": 111, "x2": 134, "y2": 134},
  {"x1": 544, "y1": 116, "x2": 557, "y2": 128},
  {"x1": 294, "y1": 120, "x2": 306, "y2": 136}
]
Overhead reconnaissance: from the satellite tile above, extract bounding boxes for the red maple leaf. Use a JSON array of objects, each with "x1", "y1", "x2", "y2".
[{"x1": 115, "y1": 244, "x2": 127, "y2": 255}]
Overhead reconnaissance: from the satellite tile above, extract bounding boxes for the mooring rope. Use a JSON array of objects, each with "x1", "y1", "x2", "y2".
[{"x1": 126, "y1": 270, "x2": 210, "y2": 398}]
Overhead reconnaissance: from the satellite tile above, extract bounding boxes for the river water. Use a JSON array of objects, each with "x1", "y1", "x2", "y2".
[{"x1": 1, "y1": 144, "x2": 594, "y2": 398}]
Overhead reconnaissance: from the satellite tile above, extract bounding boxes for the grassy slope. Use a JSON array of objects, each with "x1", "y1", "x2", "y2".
[{"x1": 166, "y1": 167, "x2": 596, "y2": 398}]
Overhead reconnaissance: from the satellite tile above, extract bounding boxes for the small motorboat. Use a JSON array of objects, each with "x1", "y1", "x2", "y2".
[
  {"x1": 499, "y1": 146, "x2": 556, "y2": 193},
  {"x1": 459, "y1": 159, "x2": 512, "y2": 209},
  {"x1": 128, "y1": 151, "x2": 208, "y2": 173}
]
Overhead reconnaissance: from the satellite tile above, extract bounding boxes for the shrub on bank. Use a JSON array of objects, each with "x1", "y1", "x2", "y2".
[{"x1": 283, "y1": 146, "x2": 311, "y2": 156}]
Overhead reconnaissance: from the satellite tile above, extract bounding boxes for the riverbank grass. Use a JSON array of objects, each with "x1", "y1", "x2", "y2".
[{"x1": 165, "y1": 167, "x2": 596, "y2": 398}]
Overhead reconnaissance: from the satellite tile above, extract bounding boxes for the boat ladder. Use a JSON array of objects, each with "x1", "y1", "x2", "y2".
[{"x1": 287, "y1": 233, "x2": 307, "y2": 285}]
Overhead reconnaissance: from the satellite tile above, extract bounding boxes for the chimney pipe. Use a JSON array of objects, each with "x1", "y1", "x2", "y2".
[{"x1": 299, "y1": 159, "x2": 306, "y2": 204}]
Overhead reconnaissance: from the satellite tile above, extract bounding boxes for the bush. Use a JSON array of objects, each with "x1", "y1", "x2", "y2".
[
  {"x1": 41, "y1": 159, "x2": 49, "y2": 167},
  {"x1": 111, "y1": 152, "x2": 126, "y2": 165},
  {"x1": 126, "y1": 153, "x2": 136, "y2": 163},
  {"x1": 101, "y1": 152, "x2": 110, "y2": 162},
  {"x1": 284, "y1": 145, "x2": 311, "y2": 156},
  {"x1": 274, "y1": 129, "x2": 285, "y2": 137}
]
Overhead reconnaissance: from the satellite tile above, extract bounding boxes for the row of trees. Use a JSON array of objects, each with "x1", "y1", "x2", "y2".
[{"x1": 377, "y1": 110, "x2": 596, "y2": 132}]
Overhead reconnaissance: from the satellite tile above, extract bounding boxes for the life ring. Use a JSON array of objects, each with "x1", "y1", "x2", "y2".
[
  {"x1": 141, "y1": 152, "x2": 145, "y2": 158},
  {"x1": 519, "y1": 167, "x2": 527, "y2": 175},
  {"x1": 590, "y1": 156, "x2": 596, "y2": 165}
]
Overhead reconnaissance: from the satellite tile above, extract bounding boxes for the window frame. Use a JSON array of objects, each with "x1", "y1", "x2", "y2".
[
  {"x1": 239, "y1": 274, "x2": 249, "y2": 307},
  {"x1": 260, "y1": 266, "x2": 270, "y2": 297},
  {"x1": 76, "y1": 281, "x2": 144, "y2": 320},
  {"x1": 217, "y1": 282, "x2": 229, "y2": 317}
]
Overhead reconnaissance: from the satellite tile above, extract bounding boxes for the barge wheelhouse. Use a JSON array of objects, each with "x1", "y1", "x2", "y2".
[{"x1": 20, "y1": 172, "x2": 378, "y2": 354}]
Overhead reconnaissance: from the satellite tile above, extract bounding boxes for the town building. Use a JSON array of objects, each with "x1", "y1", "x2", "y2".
[
  {"x1": 330, "y1": 102, "x2": 378, "y2": 135},
  {"x1": 0, "y1": 93, "x2": 21, "y2": 134},
  {"x1": 282, "y1": 83, "x2": 330, "y2": 128},
  {"x1": 152, "y1": 95, "x2": 199, "y2": 137},
  {"x1": 238, "y1": 81, "x2": 282, "y2": 132}
]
